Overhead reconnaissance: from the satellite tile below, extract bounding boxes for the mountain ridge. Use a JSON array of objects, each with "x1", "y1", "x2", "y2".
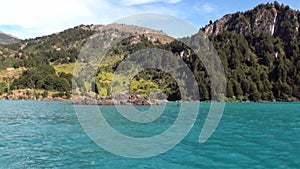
[{"x1": 0, "y1": 31, "x2": 21, "y2": 45}]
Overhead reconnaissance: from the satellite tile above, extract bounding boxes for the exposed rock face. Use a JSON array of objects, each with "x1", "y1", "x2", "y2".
[
  {"x1": 72, "y1": 93, "x2": 164, "y2": 105},
  {"x1": 205, "y1": 14, "x2": 233, "y2": 35},
  {"x1": 202, "y1": 3, "x2": 300, "y2": 39},
  {"x1": 252, "y1": 6, "x2": 278, "y2": 35}
]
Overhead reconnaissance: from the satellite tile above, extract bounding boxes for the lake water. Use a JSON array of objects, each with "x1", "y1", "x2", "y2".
[{"x1": 0, "y1": 101, "x2": 299, "y2": 168}]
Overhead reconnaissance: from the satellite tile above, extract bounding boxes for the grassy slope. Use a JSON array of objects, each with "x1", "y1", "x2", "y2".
[{"x1": 0, "y1": 67, "x2": 25, "y2": 82}]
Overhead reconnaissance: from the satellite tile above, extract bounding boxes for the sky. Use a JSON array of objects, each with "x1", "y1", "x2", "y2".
[{"x1": 1, "y1": 0, "x2": 300, "y2": 39}]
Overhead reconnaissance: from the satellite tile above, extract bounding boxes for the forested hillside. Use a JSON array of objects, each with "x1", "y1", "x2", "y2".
[
  {"x1": 202, "y1": 2, "x2": 300, "y2": 101},
  {"x1": 0, "y1": 2, "x2": 299, "y2": 101}
]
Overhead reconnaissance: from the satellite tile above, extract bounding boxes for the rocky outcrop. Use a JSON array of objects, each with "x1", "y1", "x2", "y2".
[
  {"x1": 72, "y1": 93, "x2": 164, "y2": 105},
  {"x1": 252, "y1": 5, "x2": 278, "y2": 35},
  {"x1": 202, "y1": 2, "x2": 300, "y2": 39},
  {"x1": 204, "y1": 14, "x2": 233, "y2": 35}
]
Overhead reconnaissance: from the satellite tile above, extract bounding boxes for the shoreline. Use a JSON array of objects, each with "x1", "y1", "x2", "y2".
[
  {"x1": 1, "y1": 97, "x2": 299, "y2": 103},
  {"x1": 1, "y1": 90, "x2": 299, "y2": 104}
]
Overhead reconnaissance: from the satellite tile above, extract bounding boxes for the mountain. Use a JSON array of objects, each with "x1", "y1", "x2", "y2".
[
  {"x1": 0, "y1": 2, "x2": 300, "y2": 101},
  {"x1": 198, "y1": 1, "x2": 300, "y2": 101},
  {"x1": 0, "y1": 24, "x2": 171, "y2": 69},
  {"x1": 0, "y1": 24, "x2": 174, "y2": 100},
  {"x1": 0, "y1": 32, "x2": 21, "y2": 44}
]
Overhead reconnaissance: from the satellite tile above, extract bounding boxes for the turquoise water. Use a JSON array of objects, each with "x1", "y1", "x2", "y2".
[{"x1": 0, "y1": 101, "x2": 299, "y2": 168}]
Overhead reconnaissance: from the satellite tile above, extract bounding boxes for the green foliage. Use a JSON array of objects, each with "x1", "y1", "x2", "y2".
[
  {"x1": 0, "y1": 25, "x2": 95, "y2": 70},
  {"x1": 130, "y1": 78, "x2": 160, "y2": 96},
  {"x1": 91, "y1": 23, "x2": 300, "y2": 101},
  {"x1": 11, "y1": 64, "x2": 72, "y2": 95},
  {"x1": 42, "y1": 90, "x2": 48, "y2": 98}
]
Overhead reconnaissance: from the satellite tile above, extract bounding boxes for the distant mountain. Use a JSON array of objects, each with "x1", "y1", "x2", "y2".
[{"x1": 0, "y1": 32, "x2": 21, "y2": 44}]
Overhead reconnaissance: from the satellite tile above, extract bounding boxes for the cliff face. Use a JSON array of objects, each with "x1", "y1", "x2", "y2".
[{"x1": 203, "y1": 2, "x2": 300, "y2": 40}]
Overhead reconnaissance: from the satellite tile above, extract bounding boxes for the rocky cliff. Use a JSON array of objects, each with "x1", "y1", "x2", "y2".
[{"x1": 203, "y1": 2, "x2": 300, "y2": 40}]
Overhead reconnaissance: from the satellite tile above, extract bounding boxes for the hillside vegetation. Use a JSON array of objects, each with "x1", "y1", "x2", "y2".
[{"x1": 0, "y1": 2, "x2": 300, "y2": 101}]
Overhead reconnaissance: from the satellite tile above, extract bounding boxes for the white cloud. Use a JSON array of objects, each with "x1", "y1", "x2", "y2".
[
  {"x1": 202, "y1": 4, "x2": 214, "y2": 13},
  {"x1": 0, "y1": 0, "x2": 184, "y2": 39},
  {"x1": 120, "y1": 0, "x2": 182, "y2": 6},
  {"x1": 0, "y1": 0, "x2": 96, "y2": 38},
  {"x1": 194, "y1": 3, "x2": 215, "y2": 14},
  {"x1": 0, "y1": 0, "x2": 92, "y2": 27}
]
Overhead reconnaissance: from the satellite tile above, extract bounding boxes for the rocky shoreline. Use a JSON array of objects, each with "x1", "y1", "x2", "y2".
[{"x1": 72, "y1": 93, "x2": 165, "y2": 105}]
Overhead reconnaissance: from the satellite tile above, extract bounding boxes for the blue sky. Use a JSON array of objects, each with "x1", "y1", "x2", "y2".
[{"x1": 1, "y1": 0, "x2": 300, "y2": 39}]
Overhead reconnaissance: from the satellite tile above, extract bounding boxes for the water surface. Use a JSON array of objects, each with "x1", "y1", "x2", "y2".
[{"x1": 0, "y1": 101, "x2": 299, "y2": 168}]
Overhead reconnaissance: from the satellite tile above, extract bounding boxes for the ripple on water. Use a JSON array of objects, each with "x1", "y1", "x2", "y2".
[{"x1": 0, "y1": 101, "x2": 299, "y2": 168}]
